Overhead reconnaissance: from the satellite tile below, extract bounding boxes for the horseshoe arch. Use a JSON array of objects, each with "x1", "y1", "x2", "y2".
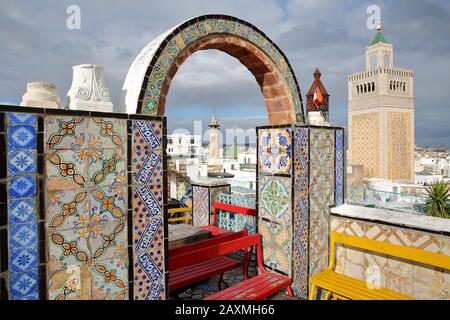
[{"x1": 121, "y1": 14, "x2": 304, "y2": 124}]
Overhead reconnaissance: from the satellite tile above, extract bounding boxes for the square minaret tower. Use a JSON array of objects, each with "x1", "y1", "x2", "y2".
[{"x1": 348, "y1": 24, "x2": 414, "y2": 181}]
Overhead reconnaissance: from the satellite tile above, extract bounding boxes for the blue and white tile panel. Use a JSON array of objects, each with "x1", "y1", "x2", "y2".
[{"x1": 6, "y1": 113, "x2": 39, "y2": 300}]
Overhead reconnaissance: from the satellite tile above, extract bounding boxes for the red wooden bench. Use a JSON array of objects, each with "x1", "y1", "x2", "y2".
[
  {"x1": 168, "y1": 230, "x2": 250, "y2": 292},
  {"x1": 170, "y1": 234, "x2": 293, "y2": 300},
  {"x1": 199, "y1": 202, "x2": 257, "y2": 236}
]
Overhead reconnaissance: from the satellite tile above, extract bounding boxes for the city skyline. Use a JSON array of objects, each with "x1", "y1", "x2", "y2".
[{"x1": 1, "y1": 0, "x2": 449, "y2": 146}]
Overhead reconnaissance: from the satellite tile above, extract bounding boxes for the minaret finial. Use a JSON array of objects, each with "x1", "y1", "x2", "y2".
[{"x1": 376, "y1": 18, "x2": 382, "y2": 31}]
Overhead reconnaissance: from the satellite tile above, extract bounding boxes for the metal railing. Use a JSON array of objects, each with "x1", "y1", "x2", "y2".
[{"x1": 347, "y1": 187, "x2": 428, "y2": 214}]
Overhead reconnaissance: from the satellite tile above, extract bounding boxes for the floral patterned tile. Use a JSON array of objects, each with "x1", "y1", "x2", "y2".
[
  {"x1": 9, "y1": 270, "x2": 39, "y2": 300},
  {"x1": 8, "y1": 148, "x2": 37, "y2": 176},
  {"x1": 47, "y1": 227, "x2": 91, "y2": 272},
  {"x1": 46, "y1": 149, "x2": 87, "y2": 191},
  {"x1": 87, "y1": 118, "x2": 127, "y2": 150},
  {"x1": 259, "y1": 175, "x2": 292, "y2": 226},
  {"x1": 9, "y1": 222, "x2": 38, "y2": 249},
  {"x1": 259, "y1": 128, "x2": 292, "y2": 175},
  {"x1": 8, "y1": 175, "x2": 37, "y2": 199},
  {"x1": 9, "y1": 246, "x2": 39, "y2": 274},
  {"x1": 47, "y1": 265, "x2": 92, "y2": 300},
  {"x1": 7, "y1": 113, "x2": 36, "y2": 126},
  {"x1": 86, "y1": 148, "x2": 127, "y2": 188},
  {"x1": 46, "y1": 190, "x2": 90, "y2": 231},
  {"x1": 8, "y1": 125, "x2": 36, "y2": 149},
  {"x1": 89, "y1": 220, "x2": 127, "y2": 262},
  {"x1": 44, "y1": 115, "x2": 88, "y2": 150},
  {"x1": 91, "y1": 256, "x2": 128, "y2": 300},
  {"x1": 8, "y1": 198, "x2": 37, "y2": 225}
]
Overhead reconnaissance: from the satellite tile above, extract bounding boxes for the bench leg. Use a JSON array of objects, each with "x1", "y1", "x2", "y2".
[
  {"x1": 286, "y1": 286, "x2": 294, "y2": 297},
  {"x1": 324, "y1": 291, "x2": 332, "y2": 300},
  {"x1": 218, "y1": 273, "x2": 229, "y2": 291},
  {"x1": 308, "y1": 284, "x2": 317, "y2": 300}
]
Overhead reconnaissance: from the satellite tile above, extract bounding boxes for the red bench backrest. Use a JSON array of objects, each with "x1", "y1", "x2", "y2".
[
  {"x1": 169, "y1": 229, "x2": 248, "y2": 257},
  {"x1": 169, "y1": 234, "x2": 263, "y2": 271},
  {"x1": 210, "y1": 202, "x2": 257, "y2": 227}
]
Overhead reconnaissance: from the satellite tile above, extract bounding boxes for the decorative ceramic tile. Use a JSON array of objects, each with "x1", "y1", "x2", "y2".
[
  {"x1": 90, "y1": 220, "x2": 127, "y2": 262},
  {"x1": 46, "y1": 190, "x2": 90, "y2": 231},
  {"x1": 335, "y1": 130, "x2": 344, "y2": 206},
  {"x1": 44, "y1": 115, "x2": 88, "y2": 150},
  {"x1": 132, "y1": 184, "x2": 163, "y2": 219},
  {"x1": 7, "y1": 113, "x2": 36, "y2": 126},
  {"x1": 259, "y1": 175, "x2": 292, "y2": 226},
  {"x1": 46, "y1": 150, "x2": 87, "y2": 190},
  {"x1": 91, "y1": 257, "x2": 128, "y2": 300},
  {"x1": 192, "y1": 186, "x2": 210, "y2": 227},
  {"x1": 219, "y1": 193, "x2": 256, "y2": 209},
  {"x1": 259, "y1": 128, "x2": 292, "y2": 175},
  {"x1": 210, "y1": 185, "x2": 230, "y2": 214},
  {"x1": 9, "y1": 222, "x2": 38, "y2": 249},
  {"x1": 9, "y1": 270, "x2": 39, "y2": 300},
  {"x1": 47, "y1": 266, "x2": 92, "y2": 300},
  {"x1": 87, "y1": 118, "x2": 127, "y2": 150},
  {"x1": 47, "y1": 227, "x2": 91, "y2": 271},
  {"x1": 9, "y1": 175, "x2": 37, "y2": 198},
  {"x1": 309, "y1": 128, "x2": 334, "y2": 149},
  {"x1": 132, "y1": 120, "x2": 163, "y2": 150},
  {"x1": 8, "y1": 198, "x2": 36, "y2": 225},
  {"x1": 292, "y1": 127, "x2": 309, "y2": 299},
  {"x1": 9, "y1": 247, "x2": 39, "y2": 274},
  {"x1": 86, "y1": 148, "x2": 126, "y2": 187},
  {"x1": 133, "y1": 253, "x2": 165, "y2": 300},
  {"x1": 8, "y1": 125, "x2": 37, "y2": 149},
  {"x1": 133, "y1": 216, "x2": 164, "y2": 253},
  {"x1": 8, "y1": 148, "x2": 37, "y2": 176},
  {"x1": 132, "y1": 148, "x2": 163, "y2": 186},
  {"x1": 259, "y1": 219, "x2": 292, "y2": 275}
]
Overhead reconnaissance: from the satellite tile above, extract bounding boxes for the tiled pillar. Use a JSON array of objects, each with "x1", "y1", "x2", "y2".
[
  {"x1": 257, "y1": 125, "x2": 345, "y2": 299},
  {"x1": 45, "y1": 115, "x2": 129, "y2": 300},
  {"x1": 191, "y1": 181, "x2": 231, "y2": 227},
  {"x1": 5, "y1": 113, "x2": 40, "y2": 300},
  {"x1": 131, "y1": 119, "x2": 167, "y2": 300}
]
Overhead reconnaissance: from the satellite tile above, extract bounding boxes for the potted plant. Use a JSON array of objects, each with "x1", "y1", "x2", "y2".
[{"x1": 424, "y1": 180, "x2": 450, "y2": 218}]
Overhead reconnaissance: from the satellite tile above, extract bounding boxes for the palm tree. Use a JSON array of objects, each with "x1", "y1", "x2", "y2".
[{"x1": 424, "y1": 180, "x2": 450, "y2": 219}]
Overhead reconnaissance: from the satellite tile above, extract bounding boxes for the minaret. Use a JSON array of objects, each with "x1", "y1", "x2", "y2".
[
  {"x1": 208, "y1": 111, "x2": 220, "y2": 165},
  {"x1": 306, "y1": 68, "x2": 330, "y2": 121},
  {"x1": 348, "y1": 20, "x2": 414, "y2": 181}
]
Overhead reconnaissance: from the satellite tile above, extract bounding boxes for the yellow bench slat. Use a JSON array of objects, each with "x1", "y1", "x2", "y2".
[
  {"x1": 332, "y1": 231, "x2": 450, "y2": 271},
  {"x1": 310, "y1": 270, "x2": 413, "y2": 300},
  {"x1": 168, "y1": 207, "x2": 193, "y2": 214}
]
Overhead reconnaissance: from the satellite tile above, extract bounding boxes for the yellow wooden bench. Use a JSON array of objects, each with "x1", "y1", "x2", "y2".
[
  {"x1": 168, "y1": 207, "x2": 192, "y2": 223},
  {"x1": 309, "y1": 231, "x2": 450, "y2": 300}
]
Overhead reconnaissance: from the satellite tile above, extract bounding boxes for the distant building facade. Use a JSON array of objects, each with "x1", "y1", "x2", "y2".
[
  {"x1": 167, "y1": 134, "x2": 202, "y2": 157},
  {"x1": 348, "y1": 23, "x2": 414, "y2": 181}
]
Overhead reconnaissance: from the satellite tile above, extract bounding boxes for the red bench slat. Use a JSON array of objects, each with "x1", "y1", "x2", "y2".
[
  {"x1": 205, "y1": 273, "x2": 291, "y2": 300},
  {"x1": 169, "y1": 256, "x2": 241, "y2": 291},
  {"x1": 169, "y1": 230, "x2": 247, "y2": 258}
]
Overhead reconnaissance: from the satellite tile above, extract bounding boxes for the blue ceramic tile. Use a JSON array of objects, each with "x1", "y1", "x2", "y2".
[
  {"x1": 9, "y1": 270, "x2": 39, "y2": 300},
  {"x1": 8, "y1": 125, "x2": 36, "y2": 149},
  {"x1": 8, "y1": 175, "x2": 37, "y2": 198},
  {"x1": 8, "y1": 198, "x2": 36, "y2": 224},
  {"x1": 7, "y1": 113, "x2": 36, "y2": 126},
  {"x1": 9, "y1": 222, "x2": 38, "y2": 248},
  {"x1": 9, "y1": 247, "x2": 38, "y2": 273},
  {"x1": 8, "y1": 148, "x2": 37, "y2": 176}
]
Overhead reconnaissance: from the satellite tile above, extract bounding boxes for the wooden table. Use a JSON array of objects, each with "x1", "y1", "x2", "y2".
[{"x1": 168, "y1": 224, "x2": 211, "y2": 250}]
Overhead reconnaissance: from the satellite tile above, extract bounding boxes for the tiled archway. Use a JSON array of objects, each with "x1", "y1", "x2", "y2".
[{"x1": 121, "y1": 14, "x2": 304, "y2": 124}]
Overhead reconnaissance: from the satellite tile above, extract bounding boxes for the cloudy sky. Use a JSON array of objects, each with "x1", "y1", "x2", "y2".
[{"x1": 1, "y1": 0, "x2": 449, "y2": 146}]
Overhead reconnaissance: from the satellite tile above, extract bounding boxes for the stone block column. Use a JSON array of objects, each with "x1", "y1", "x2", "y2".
[{"x1": 257, "y1": 124, "x2": 345, "y2": 299}]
